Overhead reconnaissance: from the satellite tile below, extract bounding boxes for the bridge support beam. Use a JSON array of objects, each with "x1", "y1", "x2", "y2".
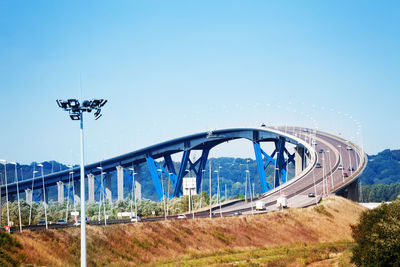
[
  {"x1": 57, "y1": 181, "x2": 64, "y2": 203},
  {"x1": 135, "y1": 180, "x2": 142, "y2": 200},
  {"x1": 294, "y1": 146, "x2": 305, "y2": 177},
  {"x1": 87, "y1": 174, "x2": 95, "y2": 203},
  {"x1": 25, "y1": 189, "x2": 32, "y2": 204},
  {"x1": 253, "y1": 142, "x2": 273, "y2": 193},
  {"x1": 116, "y1": 165, "x2": 124, "y2": 201},
  {"x1": 105, "y1": 173, "x2": 112, "y2": 203}
]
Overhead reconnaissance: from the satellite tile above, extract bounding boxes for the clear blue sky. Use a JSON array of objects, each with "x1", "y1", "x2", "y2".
[{"x1": 0, "y1": 1, "x2": 399, "y2": 165}]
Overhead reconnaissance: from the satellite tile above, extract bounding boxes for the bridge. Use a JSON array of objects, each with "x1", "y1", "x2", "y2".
[{"x1": 0, "y1": 126, "x2": 366, "y2": 224}]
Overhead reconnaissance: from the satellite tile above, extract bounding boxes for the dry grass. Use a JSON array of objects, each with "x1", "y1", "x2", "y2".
[{"x1": 8, "y1": 195, "x2": 365, "y2": 266}]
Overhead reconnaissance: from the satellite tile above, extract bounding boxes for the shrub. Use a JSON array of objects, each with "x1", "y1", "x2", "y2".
[{"x1": 351, "y1": 200, "x2": 400, "y2": 266}]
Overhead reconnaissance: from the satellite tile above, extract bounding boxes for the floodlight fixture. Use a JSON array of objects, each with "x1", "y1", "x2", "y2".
[{"x1": 56, "y1": 98, "x2": 107, "y2": 121}]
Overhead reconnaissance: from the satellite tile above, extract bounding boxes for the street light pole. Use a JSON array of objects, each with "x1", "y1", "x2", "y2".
[
  {"x1": 29, "y1": 166, "x2": 38, "y2": 226},
  {"x1": 38, "y1": 163, "x2": 48, "y2": 229},
  {"x1": 0, "y1": 160, "x2": 10, "y2": 228},
  {"x1": 57, "y1": 98, "x2": 107, "y2": 267},
  {"x1": 326, "y1": 151, "x2": 333, "y2": 188},
  {"x1": 10, "y1": 162, "x2": 22, "y2": 232},
  {"x1": 209, "y1": 159, "x2": 212, "y2": 219}
]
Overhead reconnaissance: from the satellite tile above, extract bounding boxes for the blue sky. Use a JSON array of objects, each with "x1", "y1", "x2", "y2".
[{"x1": 0, "y1": 1, "x2": 399, "y2": 165}]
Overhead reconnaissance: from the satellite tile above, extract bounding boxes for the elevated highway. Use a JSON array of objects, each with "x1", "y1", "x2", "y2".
[{"x1": 1, "y1": 126, "x2": 366, "y2": 222}]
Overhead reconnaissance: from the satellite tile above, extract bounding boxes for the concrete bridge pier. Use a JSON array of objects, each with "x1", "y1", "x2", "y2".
[
  {"x1": 336, "y1": 179, "x2": 360, "y2": 202},
  {"x1": 87, "y1": 174, "x2": 95, "y2": 203},
  {"x1": 25, "y1": 188, "x2": 32, "y2": 204},
  {"x1": 133, "y1": 165, "x2": 142, "y2": 200},
  {"x1": 294, "y1": 146, "x2": 305, "y2": 176},
  {"x1": 57, "y1": 181, "x2": 64, "y2": 203},
  {"x1": 116, "y1": 165, "x2": 124, "y2": 201},
  {"x1": 105, "y1": 173, "x2": 112, "y2": 203},
  {"x1": 135, "y1": 180, "x2": 142, "y2": 200}
]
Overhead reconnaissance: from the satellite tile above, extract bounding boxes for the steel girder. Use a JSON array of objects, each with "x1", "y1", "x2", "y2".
[
  {"x1": 146, "y1": 148, "x2": 210, "y2": 200},
  {"x1": 253, "y1": 137, "x2": 296, "y2": 194}
]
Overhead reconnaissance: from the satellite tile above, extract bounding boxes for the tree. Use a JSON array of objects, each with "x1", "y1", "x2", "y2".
[{"x1": 351, "y1": 199, "x2": 400, "y2": 266}]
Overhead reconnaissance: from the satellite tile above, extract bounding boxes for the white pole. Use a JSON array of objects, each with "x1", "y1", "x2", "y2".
[
  {"x1": 29, "y1": 166, "x2": 36, "y2": 225},
  {"x1": 322, "y1": 156, "x2": 326, "y2": 195},
  {"x1": 13, "y1": 164, "x2": 22, "y2": 232},
  {"x1": 249, "y1": 171, "x2": 253, "y2": 215},
  {"x1": 167, "y1": 173, "x2": 171, "y2": 216},
  {"x1": 347, "y1": 142, "x2": 353, "y2": 175},
  {"x1": 188, "y1": 184, "x2": 191, "y2": 215},
  {"x1": 133, "y1": 169, "x2": 138, "y2": 222},
  {"x1": 209, "y1": 160, "x2": 212, "y2": 219},
  {"x1": 102, "y1": 172, "x2": 106, "y2": 226},
  {"x1": 130, "y1": 167, "x2": 134, "y2": 219},
  {"x1": 2, "y1": 161, "x2": 10, "y2": 228},
  {"x1": 327, "y1": 151, "x2": 333, "y2": 188},
  {"x1": 79, "y1": 113, "x2": 87, "y2": 267},
  {"x1": 66, "y1": 171, "x2": 71, "y2": 222},
  {"x1": 218, "y1": 168, "x2": 222, "y2": 217},
  {"x1": 160, "y1": 170, "x2": 166, "y2": 221},
  {"x1": 312, "y1": 143, "x2": 318, "y2": 205},
  {"x1": 40, "y1": 165, "x2": 48, "y2": 230}
]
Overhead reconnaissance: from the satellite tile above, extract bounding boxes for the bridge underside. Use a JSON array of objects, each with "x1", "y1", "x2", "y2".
[{"x1": 334, "y1": 179, "x2": 360, "y2": 202}]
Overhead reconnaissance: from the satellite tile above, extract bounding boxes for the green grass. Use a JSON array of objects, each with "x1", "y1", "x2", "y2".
[{"x1": 146, "y1": 241, "x2": 355, "y2": 266}]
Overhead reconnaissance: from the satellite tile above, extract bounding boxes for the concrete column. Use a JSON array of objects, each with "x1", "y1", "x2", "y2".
[
  {"x1": 57, "y1": 181, "x2": 64, "y2": 203},
  {"x1": 87, "y1": 174, "x2": 95, "y2": 203},
  {"x1": 74, "y1": 180, "x2": 80, "y2": 205},
  {"x1": 105, "y1": 173, "x2": 112, "y2": 203},
  {"x1": 135, "y1": 180, "x2": 141, "y2": 200},
  {"x1": 74, "y1": 194, "x2": 80, "y2": 205},
  {"x1": 25, "y1": 188, "x2": 32, "y2": 204},
  {"x1": 116, "y1": 165, "x2": 124, "y2": 201},
  {"x1": 294, "y1": 146, "x2": 305, "y2": 177}
]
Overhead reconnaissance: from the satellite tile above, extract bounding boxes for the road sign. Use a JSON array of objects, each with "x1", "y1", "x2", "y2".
[
  {"x1": 71, "y1": 211, "x2": 79, "y2": 216},
  {"x1": 4, "y1": 226, "x2": 10, "y2": 232}
]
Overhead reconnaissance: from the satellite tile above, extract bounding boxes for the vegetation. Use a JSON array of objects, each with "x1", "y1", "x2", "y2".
[
  {"x1": 149, "y1": 241, "x2": 355, "y2": 266},
  {"x1": 0, "y1": 191, "x2": 216, "y2": 226},
  {"x1": 361, "y1": 182, "x2": 400, "y2": 202},
  {"x1": 7, "y1": 196, "x2": 364, "y2": 266},
  {"x1": 360, "y1": 149, "x2": 400, "y2": 185},
  {"x1": 351, "y1": 198, "x2": 400, "y2": 266}
]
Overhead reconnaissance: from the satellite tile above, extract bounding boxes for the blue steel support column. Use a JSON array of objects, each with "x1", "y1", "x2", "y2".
[
  {"x1": 174, "y1": 150, "x2": 191, "y2": 197},
  {"x1": 275, "y1": 137, "x2": 287, "y2": 185},
  {"x1": 253, "y1": 142, "x2": 269, "y2": 193},
  {"x1": 146, "y1": 156, "x2": 164, "y2": 200},
  {"x1": 164, "y1": 155, "x2": 176, "y2": 176},
  {"x1": 196, "y1": 149, "x2": 210, "y2": 193}
]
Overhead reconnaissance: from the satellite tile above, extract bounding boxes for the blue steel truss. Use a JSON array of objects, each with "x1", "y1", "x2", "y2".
[
  {"x1": 253, "y1": 136, "x2": 297, "y2": 193},
  {"x1": 146, "y1": 148, "x2": 210, "y2": 200}
]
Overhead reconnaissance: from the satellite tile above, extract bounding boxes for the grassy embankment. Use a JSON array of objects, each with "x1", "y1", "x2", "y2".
[{"x1": 1, "y1": 195, "x2": 365, "y2": 266}]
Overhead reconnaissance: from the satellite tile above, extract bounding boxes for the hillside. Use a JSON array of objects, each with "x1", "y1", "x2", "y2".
[
  {"x1": 360, "y1": 149, "x2": 400, "y2": 185},
  {"x1": 1, "y1": 196, "x2": 365, "y2": 266}
]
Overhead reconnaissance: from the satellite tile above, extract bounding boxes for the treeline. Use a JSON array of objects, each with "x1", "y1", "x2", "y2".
[
  {"x1": 361, "y1": 182, "x2": 400, "y2": 202},
  {"x1": 0, "y1": 191, "x2": 236, "y2": 226},
  {"x1": 360, "y1": 149, "x2": 400, "y2": 185}
]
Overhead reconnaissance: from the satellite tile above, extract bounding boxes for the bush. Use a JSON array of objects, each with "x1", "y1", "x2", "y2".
[{"x1": 351, "y1": 200, "x2": 400, "y2": 266}]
